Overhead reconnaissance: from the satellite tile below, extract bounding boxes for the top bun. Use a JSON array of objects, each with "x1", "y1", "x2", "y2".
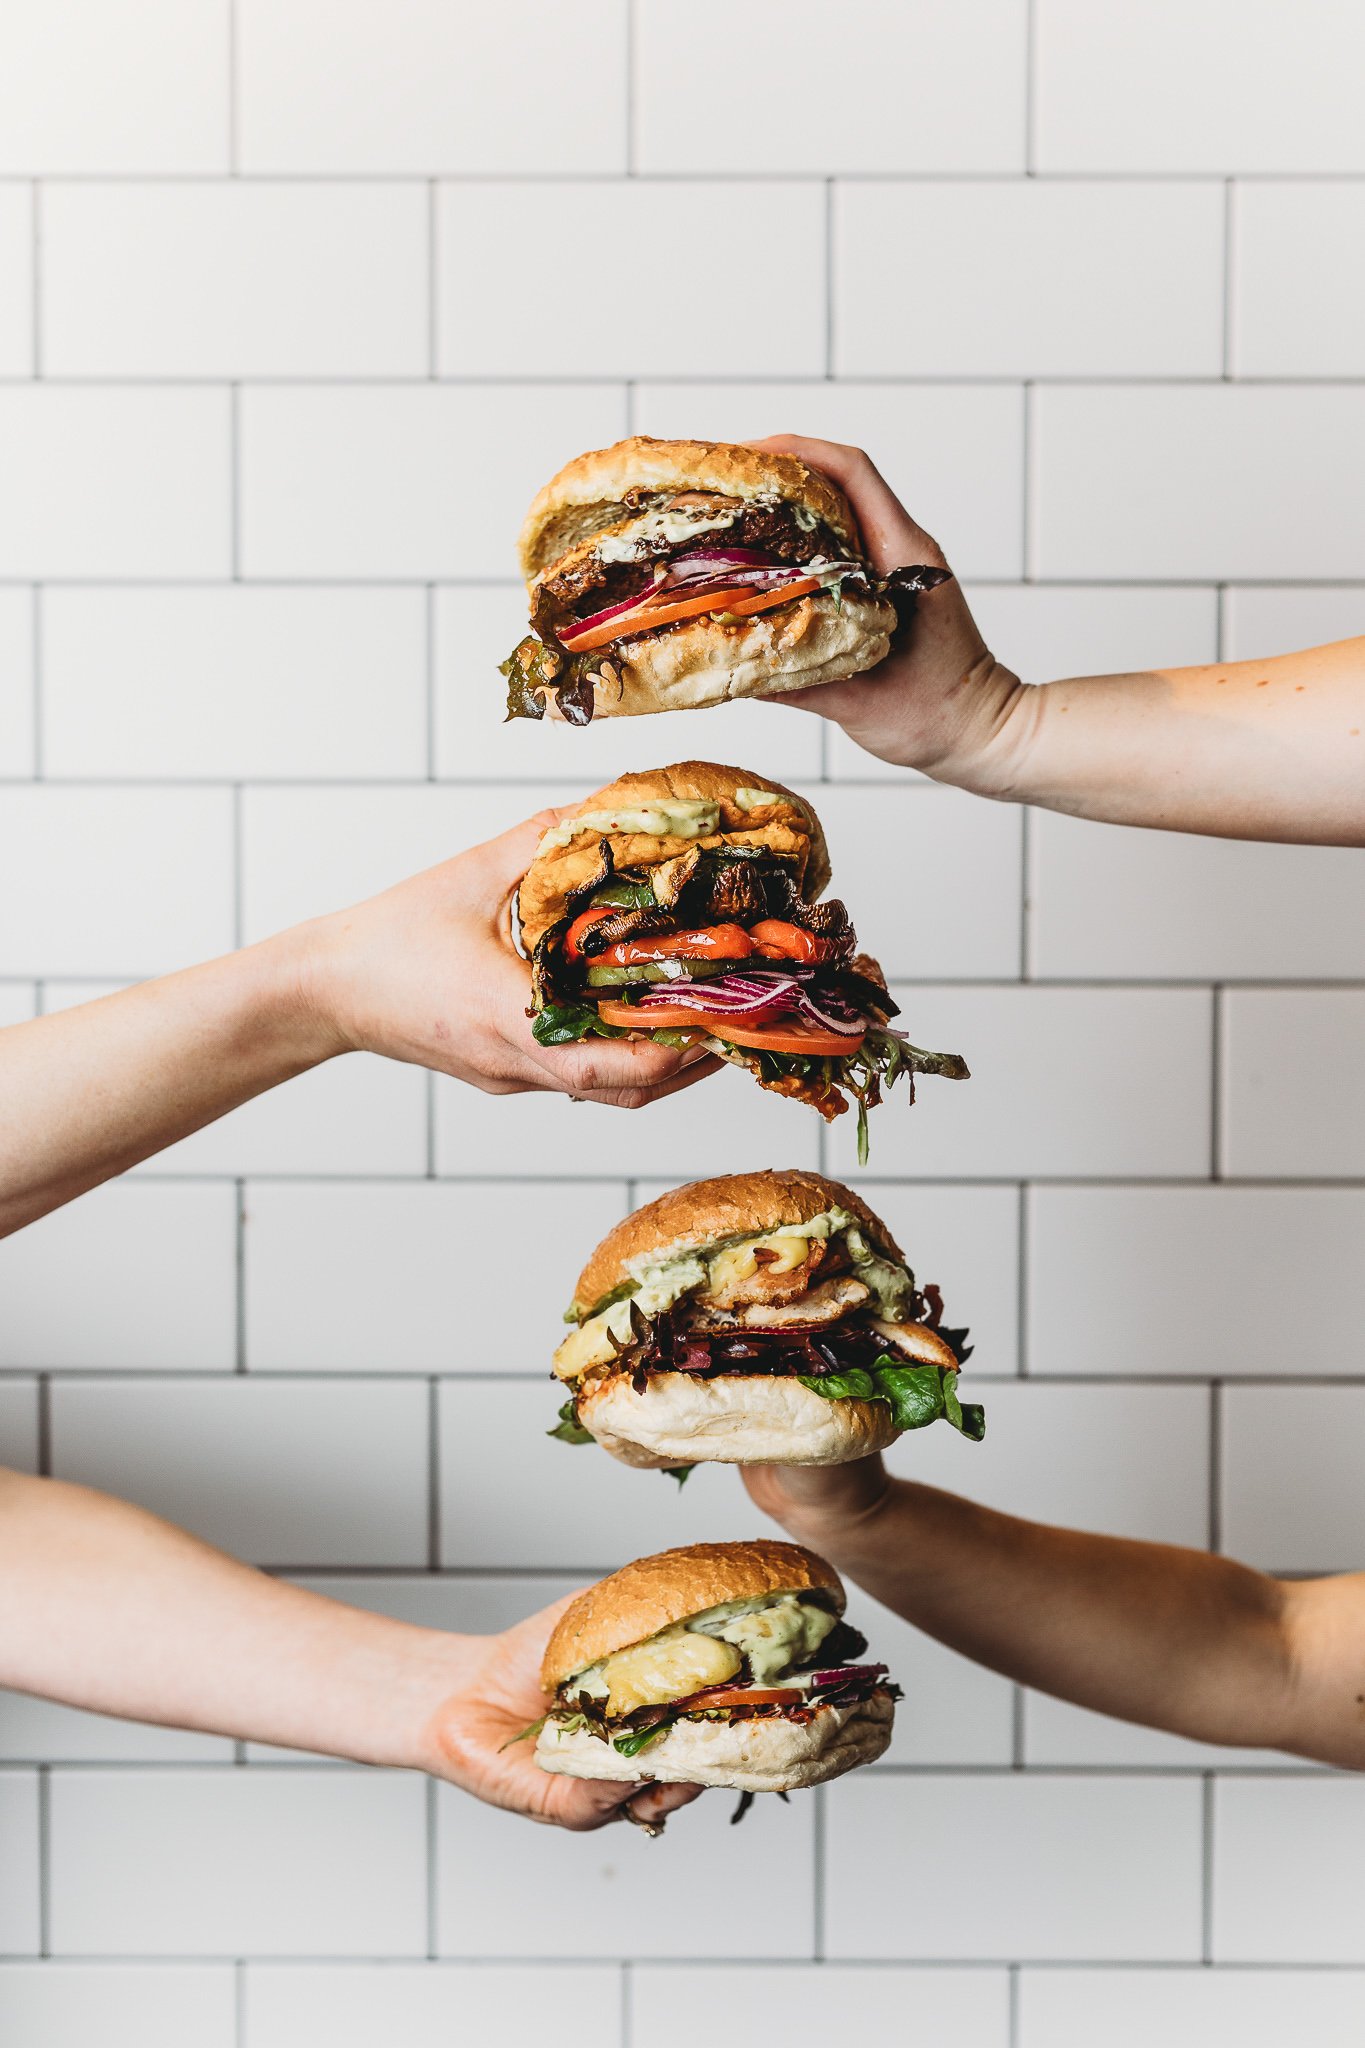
[
  {"x1": 519, "y1": 436, "x2": 861, "y2": 583},
  {"x1": 571, "y1": 1168, "x2": 905, "y2": 1319},
  {"x1": 518, "y1": 760, "x2": 830, "y2": 954},
  {"x1": 541, "y1": 1538, "x2": 844, "y2": 1690}
]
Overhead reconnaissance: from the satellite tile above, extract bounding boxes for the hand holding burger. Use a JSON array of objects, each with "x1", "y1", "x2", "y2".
[
  {"x1": 502, "y1": 436, "x2": 949, "y2": 725},
  {"x1": 550, "y1": 1169, "x2": 982, "y2": 1471},
  {"x1": 529, "y1": 1540, "x2": 896, "y2": 1795}
]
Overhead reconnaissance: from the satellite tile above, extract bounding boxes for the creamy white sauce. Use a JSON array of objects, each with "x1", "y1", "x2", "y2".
[{"x1": 536, "y1": 800, "x2": 720, "y2": 854}]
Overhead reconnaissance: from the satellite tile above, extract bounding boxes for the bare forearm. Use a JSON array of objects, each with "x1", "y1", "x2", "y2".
[
  {"x1": 0, "y1": 933, "x2": 335, "y2": 1236},
  {"x1": 0, "y1": 1471, "x2": 472, "y2": 1768},
  {"x1": 966, "y1": 638, "x2": 1365, "y2": 845}
]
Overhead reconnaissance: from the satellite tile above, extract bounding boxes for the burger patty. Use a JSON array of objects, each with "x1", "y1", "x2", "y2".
[{"x1": 530, "y1": 497, "x2": 850, "y2": 639}]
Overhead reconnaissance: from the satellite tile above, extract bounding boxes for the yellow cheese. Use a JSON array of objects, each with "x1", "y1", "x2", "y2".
[{"x1": 599, "y1": 1633, "x2": 742, "y2": 1714}]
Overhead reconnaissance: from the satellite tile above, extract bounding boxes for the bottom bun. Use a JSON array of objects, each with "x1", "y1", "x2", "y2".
[
  {"x1": 577, "y1": 1370, "x2": 901, "y2": 1467},
  {"x1": 536, "y1": 1693, "x2": 893, "y2": 1792},
  {"x1": 548, "y1": 587, "x2": 897, "y2": 720}
]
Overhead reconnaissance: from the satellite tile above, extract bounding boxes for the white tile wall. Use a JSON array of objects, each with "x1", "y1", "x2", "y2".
[
  {"x1": 1029, "y1": 1186, "x2": 1365, "y2": 1378},
  {"x1": 0, "y1": 1776, "x2": 40, "y2": 1955},
  {"x1": 5, "y1": 0, "x2": 1363, "y2": 2034},
  {"x1": 0, "y1": 389, "x2": 231, "y2": 579},
  {"x1": 0, "y1": 189, "x2": 32, "y2": 377},
  {"x1": 0, "y1": 1180, "x2": 236, "y2": 1371},
  {"x1": 49, "y1": 1769, "x2": 427, "y2": 1956},
  {"x1": 50, "y1": 1377, "x2": 430, "y2": 1567},
  {"x1": 635, "y1": 1965, "x2": 1009, "y2": 2045},
  {"x1": 438, "y1": 182, "x2": 826, "y2": 378},
  {"x1": 1212, "y1": 1778, "x2": 1365, "y2": 1962},
  {"x1": 43, "y1": 185, "x2": 429, "y2": 379},
  {"x1": 0, "y1": 1965, "x2": 235, "y2": 2048},
  {"x1": 635, "y1": 0, "x2": 1027, "y2": 173},
  {"x1": 836, "y1": 182, "x2": 1225, "y2": 378},
  {"x1": 0, "y1": 591, "x2": 35, "y2": 777},
  {"x1": 1035, "y1": 0, "x2": 1365, "y2": 173},
  {"x1": 243, "y1": 1964, "x2": 621, "y2": 2048},
  {"x1": 41, "y1": 588, "x2": 427, "y2": 781},
  {"x1": 1019, "y1": 1968, "x2": 1365, "y2": 2048},
  {"x1": 825, "y1": 1773, "x2": 1204, "y2": 1960}
]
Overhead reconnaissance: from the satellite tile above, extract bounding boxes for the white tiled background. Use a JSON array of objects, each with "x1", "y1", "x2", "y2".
[{"x1": 1, "y1": 1, "x2": 1363, "y2": 2041}]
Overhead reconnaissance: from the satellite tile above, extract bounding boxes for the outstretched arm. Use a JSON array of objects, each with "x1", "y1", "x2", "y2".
[
  {"x1": 0, "y1": 810, "x2": 714, "y2": 1238},
  {"x1": 0, "y1": 1468, "x2": 696, "y2": 1831},
  {"x1": 754, "y1": 435, "x2": 1365, "y2": 848},
  {"x1": 745, "y1": 1462, "x2": 1365, "y2": 1769}
]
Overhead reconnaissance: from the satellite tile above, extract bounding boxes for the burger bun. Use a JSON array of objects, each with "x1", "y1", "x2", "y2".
[
  {"x1": 577, "y1": 1370, "x2": 902, "y2": 1467},
  {"x1": 535, "y1": 1691, "x2": 893, "y2": 1792}
]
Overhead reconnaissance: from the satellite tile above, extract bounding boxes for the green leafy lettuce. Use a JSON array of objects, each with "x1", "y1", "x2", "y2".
[
  {"x1": 798, "y1": 1356, "x2": 985, "y2": 1441},
  {"x1": 547, "y1": 1398, "x2": 594, "y2": 1446}
]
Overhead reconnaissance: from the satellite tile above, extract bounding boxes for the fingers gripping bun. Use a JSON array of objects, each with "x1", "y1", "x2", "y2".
[
  {"x1": 541, "y1": 1538, "x2": 843, "y2": 1690},
  {"x1": 572, "y1": 1169, "x2": 904, "y2": 1319},
  {"x1": 578, "y1": 1371, "x2": 902, "y2": 1469},
  {"x1": 550, "y1": 584, "x2": 897, "y2": 723},
  {"x1": 517, "y1": 762, "x2": 831, "y2": 954},
  {"x1": 519, "y1": 437, "x2": 861, "y2": 581},
  {"x1": 535, "y1": 1692, "x2": 893, "y2": 1792}
]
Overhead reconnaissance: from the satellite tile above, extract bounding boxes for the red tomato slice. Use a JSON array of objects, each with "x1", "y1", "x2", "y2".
[
  {"x1": 562, "y1": 586, "x2": 752, "y2": 652},
  {"x1": 718, "y1": 575, "x2": 822, "y2": 618},
  {"x1": 747, "y1": 918, "x2": 835, "y2": 964},
  {"x1": 594, "y1": 999, "x2": 863, "y2": 1059},
  {"x1": 598, "y1": 924, "x2": 754, "y2": 967},
  {"x1": 563, "y1": 908, "x2": 616, "y2": 962},
  {"x1": 683, "y1": 1687, "x2": 806, "y2": 1712}
]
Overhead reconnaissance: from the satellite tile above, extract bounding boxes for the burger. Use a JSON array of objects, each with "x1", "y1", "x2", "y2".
[
  {"x1": 531, "y1": 1540, "x2": 896, "y2": 1792},
  {"x1": 501, "y1": 435, "x2": 950, "y2": 724},
  {"x1": 549, "y1": 1168, "x2": 982, "y2": 1469},
  {"x1": 518, "y1": 759, "x2": 968, "y2": 1156}
]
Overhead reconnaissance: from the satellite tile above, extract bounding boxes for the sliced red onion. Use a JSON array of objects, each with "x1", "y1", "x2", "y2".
[
  {"x1": 561, "y1": 570, "x2": 667, "y2": 642},
  {"x1": 792, "y1": 987, "x2": 866, "y2": 1036},
  {"x1": 810, "y1": 1664, "x2": 889, "y2": 1689}
]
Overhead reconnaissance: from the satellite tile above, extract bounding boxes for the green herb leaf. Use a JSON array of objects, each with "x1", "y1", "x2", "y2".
[
  {"x1": 612, "y1": 1720, "x2": 672, "y2": 1758},
  {"x1": 798, "y1": 1359, "x2": 985, "y2": 1442},
  {"x1": 547, "y1": 1398, "x2": 594, "y2": 1447},
  {"x1": 664, "y1": 1464, "x2": 695, "y2": 1488},
  {"x1": 498, "y1": 1713, "x2": 548, "y2": 1752},
  {"x1": 531, "y1": 1002, "x2": 630, "y2": 1047}
]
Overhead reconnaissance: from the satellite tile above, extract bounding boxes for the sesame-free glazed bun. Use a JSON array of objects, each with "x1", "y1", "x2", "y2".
[
  {"x1": 517, "y1": 762, "x2": 831, "y2": 954},
  {"x1": 541, "y1": 1539, "x2": 843, "y2": 1691},
  {"x1": 570, "y1": 1169, "x2": 904, "y2": 1320},
  {"x1": 519, "y1": 437, "x2": 861, "y2": 581},
  {"x1": 544, "y1": 583, "x2": 898, "y2": 722},
  {"x1": 578, "y1": 1370, "x2": 902, "y2": 1468},
  {"x1": 536, "y1": 1691, "x2": 893, "y2": 1792}
]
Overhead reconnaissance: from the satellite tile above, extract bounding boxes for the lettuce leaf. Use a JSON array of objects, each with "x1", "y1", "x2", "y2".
[
  {"x1": 547, "y1": 1398, "x2": 594, "y2": 1446},
  {"x1": 798, "y1": 1356, "x2": 985, "y2": 1441}
]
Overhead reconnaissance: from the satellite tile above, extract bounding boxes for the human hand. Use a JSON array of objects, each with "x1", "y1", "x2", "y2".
[
  {"x1": 422, "y1": 1597, "x2": 704, "y2": 1832},
  {"x1": 289, "y1": 809, "x2": 720, "y2": 1109},
  {"x1": 743, "y1": 1455, "x2": 894, "y2": 1557},
  {"x1": 749, "y1": 435, "x2": 1027, "y2": 784}
]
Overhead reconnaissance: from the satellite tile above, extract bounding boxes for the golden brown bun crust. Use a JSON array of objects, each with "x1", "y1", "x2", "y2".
[
  {"x1": 573, "y1": 1168, "x2": 904, "y2": 1317},
  {"x1": 540, "y1": 1538, "x2": 843, "y2": 1691},
  {"x1": 579, "y1": 1371, "x2": 903, "y2": 1468},
  {"x1": 548, "y1": 585, "x2": 896, "y2": 723},
  {"x1": 519, "y1": 436, "x2": 861, "y2": 581},
  {"x1": 517, "y1": 761, "x2": 830, "y2": 954},
  {"x1": 535, "y1": 1691, "x2": 892, "y2": 1791}
]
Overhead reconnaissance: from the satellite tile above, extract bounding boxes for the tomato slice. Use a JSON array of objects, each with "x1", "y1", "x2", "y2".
[
  {"x1": 682, "y1": 1687, "x2": 806, "y2": 1712},
  {"x1": 598, "y1": 924, "x2": 754, "y2": 967},
  {"x1": 562, "y1": 586, "x2": 751, "y2": 652},
  {"x1": 594, "y1": 998, "x2": 863, "y2": 1059},
  {"x1": 719, "y1": 575, "x2": 822, "y2": 618},
  {"x1": 747, "y1": 918, "x2": 834, "y2": 964}
]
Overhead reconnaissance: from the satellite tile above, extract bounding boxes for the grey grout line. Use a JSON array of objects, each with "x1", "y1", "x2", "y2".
[
  {"x1": 1221, "y1": 179, "x2": 1236, "y2": 379},
  {"x1": 229, "y1": 383, "x2": 241, "y2": 579},
  {"x1": 427, "y1": 1378, "x2": 441, "y2": 1569},
  {"x1": 7, "y1": 1951, "x2": 1365, "y2": 1972},
  {"x1": 424, "y1": 582, "x2": 437, "y2": 777},
  {"x1": 36, "y1": 1375, "x2": 51, "y2": 1476},
  {"x1": 1208, "y1": 1382, "x2": 1223, "y2": 1554},
  {"x1": 234, "y1": 1179, "x2": 247, "y2": 1373},
  {"x1": 425, "y1": 1775, "x2": 438, "y2": 1958},
  {"x1": 9, "y1": 370, "x2": 1365, "y2": 390},
  {"x1": 811, "y1": 1785, "x2": 827, "y2": 1959},
  {"x1": 1215, "y1": 582, "x2": 1228, "y2": 662},
  {"x1": 1210, "y1": 985, "x2": 1223, "y2": 1180},
  {"x1": 13, "y1": 169, "x2": 1365, "y2": 184},
  {"x1": 29, "y1": 181, "x2": 41, "y2": 377},
  {"x1": 30, "y1": 586, "x2": 42, "y2": 778},
  {"x1": 227, "y1": 0, "x2": 239, "y2": 175},
  {"x1": 1201, "y1": 1773, "x2": 1216, "y2": 1961},
  {"x1": 624, "y1": 0, "x2": 637, "y2": 176},
  {"x1": 234, "y1": 1958, "x2": 246, "y2": 2048},
  {"x1": 426, "y1": 182, "x2": 438, "y2": 375},
  {"x1": 621, "y1": 1960, "x2": 633, "y2": 2048},
  {"x1": 1008, "y1": 1961, "x2": 1021, "y2": 2048},
  {"x1": 36, "y1": 1767, "x2": 50, "y2": 1956},
  {"x1": 1023, "y1": 0, "x2": 1038, "y2": 175},
  {"x1": 823, "y1": 179, "x2": 835, "y2": 376},
  {"x1": 1011, "y1": 1686, "x2": 1026, "y2": 1766}
]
